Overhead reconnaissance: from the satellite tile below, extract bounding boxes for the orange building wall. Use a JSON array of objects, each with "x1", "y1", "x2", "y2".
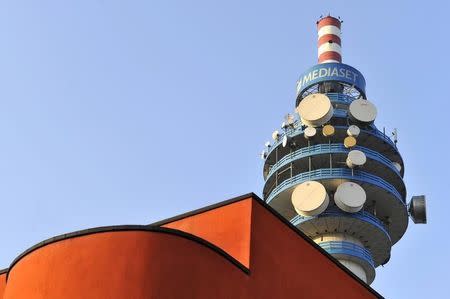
[
  {"x1": 1, "y1": 194, "x2": 381, "y2": 298},
  {"x1": 4, "y1": 230, "x2": 248, "y2": 299},
  {"x1": 248, "y1": 200, "x2": 376, "y2": 298},
  {"x1": 0, "y1": 271, "x2": 6, "y2": 298},
  {"x1": 162, "y1": 198, "x2": 252, "y2": 268}
]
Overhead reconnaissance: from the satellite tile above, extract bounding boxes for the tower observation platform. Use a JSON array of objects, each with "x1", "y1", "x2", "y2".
[{"x1": 260, "y1": 16, "x2": 427, "y2": 284}]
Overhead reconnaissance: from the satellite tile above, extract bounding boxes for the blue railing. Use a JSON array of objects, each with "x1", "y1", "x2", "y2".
[
  {"x1": 290, "y1": 208, "x2": 390, "y2": 241},
  {"x1": 265, "y1": 168, "x2": 405, "y2": 204},
  {"x1": 266, "y1": 143, "x2": 401, "y2": 180},
  {"x1": 318, "y1": 241, "x2": 375, "y2": 267},
  {"x1": 326, "y1": 93, "x2": 355, "y2": 105},
  {"x1": 267, "y1": 124, "x2": 398, "y2": 157}
]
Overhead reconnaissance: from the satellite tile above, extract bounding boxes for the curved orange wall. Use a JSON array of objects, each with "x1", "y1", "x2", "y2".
[
  {"x1": 0, "y1": 271, "x2": 7, "y2": 298},
  {"x1": 4, "y1": 230, "x2": 247, "y2": 299},
  {"x1": 1, "y1": 196, "x2": 379, "y2": 298}
]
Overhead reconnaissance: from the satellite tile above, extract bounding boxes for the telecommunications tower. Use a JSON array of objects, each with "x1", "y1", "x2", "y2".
[{"x1": 260, "y1": 16, "x2": 426, "y2": 284}]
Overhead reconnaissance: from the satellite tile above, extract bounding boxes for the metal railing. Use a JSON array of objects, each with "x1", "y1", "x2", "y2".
[
  {"x1": 266, "y1": 143, "x2": 401, "y2": 180},
  {"x1": 290, "y1": 208, "x2": 390, "y2": 240},
  {"x1": 267, "y1": 123, "x2": 398, "y2": 157},
  {"x1": 318, "y1": 241, "x2": 375, "y2": 267},
  {"x1": 265, "y1": 168, "x2": 405, "y2": 204},
  {"x1": 326, "y1": 93, "x2": 355, "y2": 104}
]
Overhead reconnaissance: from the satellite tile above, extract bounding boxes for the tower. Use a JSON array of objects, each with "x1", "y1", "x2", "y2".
[{"x1": 261, "y1": 16, "x2": 427, "y2": 284}]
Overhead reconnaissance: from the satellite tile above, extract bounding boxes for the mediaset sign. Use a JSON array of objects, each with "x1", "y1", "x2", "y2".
[{"x1": 296, "y1": 63, "x2": 366, "y2": 97}]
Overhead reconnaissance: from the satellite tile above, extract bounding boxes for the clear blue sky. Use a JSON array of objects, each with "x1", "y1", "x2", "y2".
[{"x1": 0, "y1": 1, "x2": 446, "y2": 297}]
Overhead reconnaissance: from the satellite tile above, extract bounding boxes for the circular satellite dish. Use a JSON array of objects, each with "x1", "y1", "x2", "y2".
[
  {"x1": 392, "y1": 162, "x2": 402, "y2": 172},
  {"x1": 346, "y1": 150, "x2": 367, "y2": 168},
  {"x1": 304, "y1": 126, "x2": 317, "y2": 139},
  {"x1": 272, "y1": 130, "x2": 280, "y2": 141},
  {"x1": 297, "y1": 93, "x2": 334, "y2": 127},
  {"x1": 282, "y1": 135, "x2": 289, "y2": 147},
  {"x1": 322, "y1": 124, "x2": 335, "y2": 137},
  {"x1": 344, "y1": 136, "x2": 357, "y2": 148},
  {"x1": 265, "y1": 141, "x2": 271, "y2": 148},
  {"x1": 348, "y1": 99, "x2": 377, "y2": 123},
  {"x1": 291, "y1": 181, "x2": 329, "y2": 216},
  {"x1": 409, "y1": 195, "x2": 427, "y2": 224},
  {"x1": 334, "y1": 182, "x2": 366, "y2": 213},
  {"x1": 260, "y1": 151, "x2": 267, "y2": 160},
  {"x1": 347, "y1": 125, "x2": 360, "y2": 137}
]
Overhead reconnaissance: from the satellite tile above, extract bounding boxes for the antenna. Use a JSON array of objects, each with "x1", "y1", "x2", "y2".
[
  {"x1": 408, "y1": 195, "x2": 427, "y2": 224},
  {"x1": 272, "y1": 130, "x2": 280, "y2": 141},
  {"x1": 285, "y1": 114, "x2": 295, "y2": 127},
  {"x1": 260, "y1": 150, "x2": 268, "y2": 160},
  {"x1": 392, "y1": 128, "x2": 398, "y2": 144}
]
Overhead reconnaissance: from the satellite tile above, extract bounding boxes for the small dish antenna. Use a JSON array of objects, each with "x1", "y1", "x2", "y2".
[
  {"x1": 408, "y1": 195, "x2": 427, "y2": 224},
  {"x1": 347, "y1": 125, "x2": 360, "y2": 137},
  {"x1": 265, "y1": 141, "x2": 271, "y2": 148},
  {"x1": 322, "y1": 124, "x2": 335, "y2": 137},
  {"x1": 392, "y1": 128, "x2": 398, "y2": 144},
  {"x1": 344, "y1": 136, "x2": 357, "y2": 148},
  {"x1": 346, "y1": 150, "x2": 367, "y2": 168},
  {"x1": 304, "y1": 126, "x2": 317, "y2": 139},
  {"x1": 272, "y1": 130, "x2": 280, "y2": 141},
  {"x1": 285, "y1": 113, "x2": 295, "y2": 126},
  {"x1": 260, "y1": 150, "x2": 268, "y2": 160},
  {"x1": 392, "y1": 162, "x2": 402, "y2": 172}
]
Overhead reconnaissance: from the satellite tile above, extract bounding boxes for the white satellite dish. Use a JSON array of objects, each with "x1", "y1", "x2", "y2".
[
  {"x1": 304, "y1": 126, "x2": 317, "y2": 139},
  {"x1": 272, "y1": 130, "x2": 280, "y2": 141},
  {"x1": 285, "y1": 113, "x2": 295, "y2": 126},
  {"x1": 291, "y1": 181, "x2": 329, "y2": 216},
  {"x1": 334, "y1": 182, "x2": 366, "y2": 213},
  {"x1": 392, "y1": 162, "x2": 402, "y2": 172},
  {"x1": 346, "y1": 150, "x2": 367, "y2": 168},
  {"x1": 392, "y1": 128, "x2": 398, "y2": 144},
  {"x1": 260, "y1": 150, "x2": 268, "y2": 160},
  {"x1": 265, "y1": 141, "x2": 271, "y2": 148},
  {"x1": 348, "y1": 99, "x2": 377, "y2": 124},
  {"x1": 347, "y1": 125, "x2": 360, "y2": 137},
  {"x1": 281, "y1": 121, "x2": 288, "y2": 129},
  {"x1": 282, "y1": 135, "x2": 290, "y2": 147},
  {"x1": 296, "y1": 93, "x2": 334, "y2": 127}
]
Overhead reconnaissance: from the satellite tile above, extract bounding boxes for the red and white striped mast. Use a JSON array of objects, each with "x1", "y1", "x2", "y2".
[{"x1": 317, "y1": 16, "x2": 343, "y2": 64}]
